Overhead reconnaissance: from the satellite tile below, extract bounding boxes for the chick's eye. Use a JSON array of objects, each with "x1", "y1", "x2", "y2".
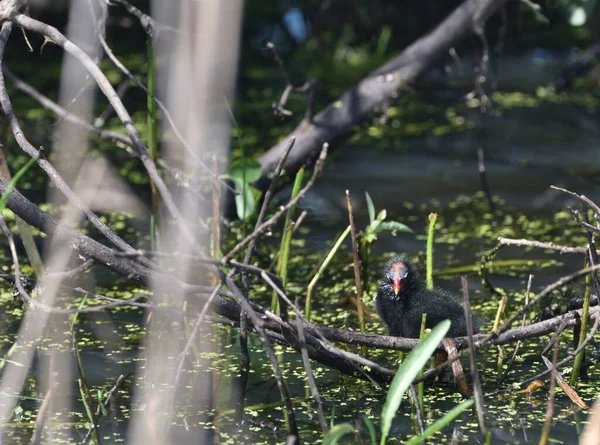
[{"x1": 386, "y1": 273, "x2": 392, "y2": 282}]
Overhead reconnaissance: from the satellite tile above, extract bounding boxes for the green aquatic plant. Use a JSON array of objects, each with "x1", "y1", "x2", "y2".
[
  {"x1": 380, "y1": 320, "x2": 451, "y2": 445},
  {"x1": 426, "y1": 212, "x2": 437, "y2": 290},
  {"x1": 226, "y1": 101, "x2": 263, "y2": 221},
  {"x1": 272, "y1": 166, "x2": 305, "y2": 312},
  {"x1": 323, "y1": 320, "x2": 473, "y2": 445},
  {"x1": 306, "y1": 226, "x2": 351, "y2": 322},
  {"x1": 146, "y1": 36, "x2": 160, "y2": 252},
  {"x1": 0, "y1": 155, "x2": 37, "y2": 212},
  {"x1": 226, "y1": 157, "x2": 263, "y2": 222},
  {"x1": 360, "y1": 191, "x2": 414, "y2": 288}
]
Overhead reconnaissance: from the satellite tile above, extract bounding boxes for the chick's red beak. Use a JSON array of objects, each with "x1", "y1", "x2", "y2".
[{"x1": 393, "y1": 277, "x2": 401, "y2": 296}]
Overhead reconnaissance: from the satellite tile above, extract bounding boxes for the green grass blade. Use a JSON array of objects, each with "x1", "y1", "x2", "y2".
[
  {"x1": 380, "y1": 319, "x2": 450, "y2": 445},
  {"x1": 363, "y1": 415, "x2": 377, "y2": 445},
  {"x1": 570, "y1": 270, "x2": 591, "y2": 385},
  {"x1": 365, "y1": 191, "x2": 376, "y2": 224},
  {"x1": 426, "y1": 213, "x2": 438, "y2": 289},
  {"x1": 78, "y1": 379, "x2": 95, "y2": 425},
  {"x1": 405, "y1": 399, "x2": 474, "y2": 445},
  {"x1": 0, "y1": 156, "x2": 37, "y2": 211},
  {"x1": 323, "y1": 423, "x2": 356, "y2": 445},
  {"x1": 272, "y1": 167, "x2": 305, "y2": 311},
  {"x1": 305, "y1": 225, "x2": 351, "y2": 321},
  {"x1": 417, "y1": 314, "x2": 428, "y2": 418},
  {"x1": 376, "y1": 25, "x2": 392, "y2": 57}
]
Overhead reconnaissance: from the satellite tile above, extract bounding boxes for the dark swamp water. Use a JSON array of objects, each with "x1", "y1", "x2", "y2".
[
  {"x1": 1, "y1": 53, "x2": 600, "y2": 443},
  {"x1": 279, "y1": 100, "x2": 600, "y2": 443}
]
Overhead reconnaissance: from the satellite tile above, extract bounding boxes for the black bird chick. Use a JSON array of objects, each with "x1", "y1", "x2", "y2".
[{"x1": 376, "y1": 257, "x2": 481, "y2": 338}]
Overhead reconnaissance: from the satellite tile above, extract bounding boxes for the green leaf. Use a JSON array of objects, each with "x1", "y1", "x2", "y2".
[
  {"x1": 375, "y1": 25, "x2": 392, "y2": 57},
  {"x1": 368, "y1": 219, "x2": 382, "y2": 234},
  {"x1": 363, "y1": 233, "x2": 378, "y2": 244},
  {"x1": 229, "y1": 157, "x2": 262, "y2": 184},
  {"x1": 405, "y1": 399, "x2": 474, "y2": 445},
  {"x1": 0, "y1": 156, "x2": 37, "y2": 212},
  {"x1": 362, "y1": 416, "x2": 377, "y2": 445},
  {"x1": 78, "y1": 379, "x2": 94, "y2": 424},
  {"x1": 306, "y1": 226, "x2": 351, "y2": 321},
  {"x1": 380, "y1": 221, "x2": 414, "y2": 234},
  {"x1": 97, "y1": 390, "x2": 108, "y2": 416},
  {"x1": 323, "y1": 423, "x2": 356, "y2": 445},
  {"x1": 376, "y1": 209, "x2": 387, "y2": 221},
  {"x1": 232, "y1": 178, "x2": 258, "y2": 220},
  {"x1": 380, "y1": 320, "x2": 451, "y2": 445},
  {"x1": 365, "y1": 191, "x2": 375, "y2": 224}
]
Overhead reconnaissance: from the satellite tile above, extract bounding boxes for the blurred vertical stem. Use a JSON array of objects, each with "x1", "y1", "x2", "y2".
[
  {"x1": 147, "y1": 37, "x2": 160, "y2": 252},
  {"x1": 272, "y1": 167, "x2": 304, "y2": 312},
  {"x1": 426, "y1": 213, "x2": 437, "y2": 289},
  {"x1": 211, "y1": 155, "x2": 222, "y2": 261},
  {"x1": 570, "y1": 270, "x2": 591, "y2": 386}
]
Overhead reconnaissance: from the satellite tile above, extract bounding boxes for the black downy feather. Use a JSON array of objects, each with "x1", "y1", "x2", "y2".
[{"x1": 375, "y1": 256, "x2": 482, "y2": 338}]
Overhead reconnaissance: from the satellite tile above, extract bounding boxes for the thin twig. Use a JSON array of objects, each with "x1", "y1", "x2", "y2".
[
  {"x1": 539, "y1": 339, "x2": 559, "y2": 445},
  {"x1": 498, "y1": 237, "x2": 588, "y2": 254},
  {"x1": 261, "y1": 271, "x2": 386, "y2": 386},
  {"x1": 236, "y1": 137, "x2": 295, "y2": 419},
  {"x1": 494, "y1": 307, "x2": 600, "y2": 395},
  {"x1": 461, "y1": 276, "x2": 487, "y2": 437},
  {"x1": 46, "y1": 259, "x2": 94, "y2": 280},
  {"x1": 82, "y1": 374, "x2": 126, "y2": 444},
  {"x1": 551, "y1": 185, "x2": 600, "y2": 215},
  {"x1": 496, "y1": 274, "x2": 532, "y2": 387},
  {"x1": 223, "y1": 275, "x2": 298, "y2": 439},
  {"x1": 417, "y1": 263, "x2": 600, "y2": 385},
  {"x1": 0, "y1": 21, "x2": 157, "y2": 267},
  {"x1": 409, "y1": 385, "x2": 425, "y2": 435},
  {"x1": 242, "y1": 137, "x2": 295, "y2": 309},
  {"x1": 5, "y1": 11, "x2": 201, "y2": 249},
  {"x1": 345, "y1": 190, "x2": 365, "y2": 332},
  {"x1": 295, "y1": 296, "x2": 328, "y2": 434},
  {"x1": 93, "y1": 16, "x2": 234, "y2": 194}
]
